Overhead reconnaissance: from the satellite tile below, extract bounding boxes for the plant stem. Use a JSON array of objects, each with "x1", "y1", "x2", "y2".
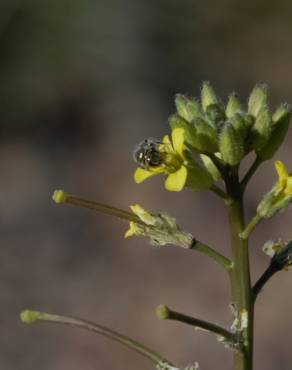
[
  {"x1": 191, "y1": 239, "x2": 233, "y2": 271},
  {"x1": 227, "y1": 185, "x2": 254, "y2": 370},
  {"x1": 240, "y1": 156, "x2": 263, "y2": 192},
  {"x1": 21, "y1": 310, "x2": 174, "y2": 366},
  {"x1": 252, "y1": 264, "x2": 278, "y2": 301},
  {"x1": 239, "y1": 214, "x2": 262, "y2": 240},
  {"x1": 158, "y1": 306, "x2": 236, "y2": 343},
  {"x1": 210, "y1": 185, "x2": 233, "y2": 205}
]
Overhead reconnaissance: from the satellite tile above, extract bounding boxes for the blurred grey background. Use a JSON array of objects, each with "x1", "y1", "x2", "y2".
[{"x1": 1, "y1": 1, "x2": 292, "y2": 369}]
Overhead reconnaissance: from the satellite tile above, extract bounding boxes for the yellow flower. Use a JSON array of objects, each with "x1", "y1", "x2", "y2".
[
  {"x1": 274, "y1": 160, "x2": 292, "y2": 195},
  {"x1": 257, "y1": 160, "x2": 292, "y2": 219},
  {"x1": 134, "y1": 128, "x2": 188, "y2": 191}
]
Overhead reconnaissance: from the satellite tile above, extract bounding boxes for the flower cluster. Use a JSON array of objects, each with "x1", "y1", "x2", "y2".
[{"x1": 133, "y1": 82, "x2": 291, "y2": 192}]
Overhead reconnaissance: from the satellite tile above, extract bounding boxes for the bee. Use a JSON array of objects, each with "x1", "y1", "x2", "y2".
[{"x1": 133, "y1": 138, "x2": 163, "y2": 169}]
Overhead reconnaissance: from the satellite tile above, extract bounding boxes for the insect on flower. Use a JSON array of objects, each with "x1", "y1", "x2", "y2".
[{"x1": 133, "y1": 138, "x2": 164, "y2": 169}]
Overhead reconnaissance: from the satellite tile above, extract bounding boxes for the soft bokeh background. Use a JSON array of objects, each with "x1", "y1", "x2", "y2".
[{"x1": 1, "y1": 1, "x2": 292, "y2": 369}]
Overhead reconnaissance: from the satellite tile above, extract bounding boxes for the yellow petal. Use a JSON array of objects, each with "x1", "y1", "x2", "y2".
[
  {"x1": 162, "y1": 135, "x2": 171, "y2": 145},
  {"x1": 130, "y1": 204, "x2": 156, "y2": 225},
  {"x1": 164, "y1": 165, "x2": 187, "y2": 192},
  {"x1": 171, "y1": 128, "x2": 185, "y2": 158},
  {"x1": 124, "y1": 222, "x2": 138, "y2": 238},
  {"x1": 134, "y1": 167, "x2": 159, "y2": 183},
  {"x1": 285, "y1": 176, "x2": 292, "y2": 195},
  {"x1": 275, "y1": 160, "x2": 288, "y2": 188}
]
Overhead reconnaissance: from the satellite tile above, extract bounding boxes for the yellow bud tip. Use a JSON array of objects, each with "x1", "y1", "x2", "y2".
[
  {"x1": 20, "y1": 310, "x2": 41, "y2": 324},
  {"x1": 52, "y1": 189, "x2": 67, "y2": 204},
  {"x1": 156, "y1": 304, "x2": 170, "y2": 320}
]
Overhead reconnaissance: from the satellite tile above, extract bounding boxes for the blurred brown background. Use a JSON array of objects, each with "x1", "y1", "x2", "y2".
[{"x1": 1, "y1": 1, "x2": 292, "y2": 369}]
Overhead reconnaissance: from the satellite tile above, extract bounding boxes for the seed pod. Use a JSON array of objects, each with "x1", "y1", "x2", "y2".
[
  {"x1": 257, "y1": 104, "x2": 291, "y2": 160},
  {"x1": 248, "y1": 84, "x2": 268, "y2": 118},
  {"x1": 226, "y1": 93, "x2": 242, "y2": 119},
  {"x1": 201, "y1": 81, "x2": 219, "y2": 111},
  {"x1": 219, "y1": 123, "x2": 244, "y2": 165},
  {"x1": 175, "y1": 94, "x2": 201, "y2": 122}
]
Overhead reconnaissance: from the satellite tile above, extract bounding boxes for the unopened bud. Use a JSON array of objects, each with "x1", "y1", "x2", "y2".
[
  {"x1": 257, "y1": 104, "x2": 291, "y2": 160},
  {"x1": 219, "y1": 123, "x2": 244, "y2": 166},
  {"x1": 156, "y1": 305, "x2": 170, "y2": 320},
  {"x1": 248, "y1": 84, "x2": 269, "y2": 118},
  {"x1": 226, "y1": 93, "x2": 242, "y2": 119},
  {"x1": 201, "y1": 82, "x2": 219, "y2": 111},
  {"x1": 175, "y1": 94, "x2": 201, "y2": 122},
  {"x1": 251, "y1": 108, "x2": 272, "y2": 151}
]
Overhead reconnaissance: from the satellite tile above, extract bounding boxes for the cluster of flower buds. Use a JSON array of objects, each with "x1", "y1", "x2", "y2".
[
  {"x1": 171, "y1": 82, "x2": 291, "y2": 169},
  {"x1": 134, "y1": 82, "x2": 291, "y2": 192}
]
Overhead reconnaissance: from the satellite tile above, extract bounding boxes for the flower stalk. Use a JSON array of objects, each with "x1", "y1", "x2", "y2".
[{"x1": 20, "y1": 310, "x2": 175, "y2": 367}]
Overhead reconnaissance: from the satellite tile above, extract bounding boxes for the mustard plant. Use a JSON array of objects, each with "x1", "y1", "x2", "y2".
[{"x1": 21, "y1": 83, "x2": 292, "y2": 370}]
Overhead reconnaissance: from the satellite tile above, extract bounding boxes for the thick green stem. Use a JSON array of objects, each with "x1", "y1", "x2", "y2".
[{"x1": 228, "y1": 198, "x2": 254, "y2": 370}]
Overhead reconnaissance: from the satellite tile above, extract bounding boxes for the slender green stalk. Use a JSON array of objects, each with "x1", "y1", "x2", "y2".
[
  {"x1": 21, "y1": 310, "x2": 174, "y2": 366},
  {"x1": 210, "y1": 184, "x2": 233, "y2": 205},
  {"x1": 239, "y1": 213, "x2": 262, "y2": 240},
  {"x1": 240, "y1": 157, "x2": 263, "y2": 192},
  {"x1": 53, "y1": 190, "x2": 144, "y2": 225},
  {"x1": 228, "y1": 193, "x2": 254, "y2": 370},
  {"x1": 156, "y1": 305, "x2": 236, "y2": 343},
  {"x1": 191, "y1": 239, "x2": 233, "y2": 271}
]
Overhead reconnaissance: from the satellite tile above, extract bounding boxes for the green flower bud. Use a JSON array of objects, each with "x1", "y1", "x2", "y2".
[
  {"x1": 248, "y1": 84, "x2": 268, "y2": 118},
  {"x1": 257, "y1": 104, "x2": 291, "y2": 160},
  {"x1": 205, "y1": 104, "x2": 226, "y2": 128},
  {"x1": 229, "y1": 113, "x2": 247, "y2": 139},
  {"x1": 169, "y1": 114, "x2": 196, "y2": 146},
  {"x1": 226, "y1": 93, "x2": 242, "y2": 119},
  {"x1": 201, "y1": 81, "x2": 219, "y2": 111},
  {"x1": 192, "y1": 117, "x2": 218, "y2": 152},
  {"x1": 250, "y1": 108, "x2": 272, "y2": 151},
  {"x1": 219, "y1": 123, "x2": 244, "y2": 166},
  {"x1": 200, "y1": 154, "x2": 222, "y2": 181},
  {"x1": 175, "y1": 94, "x2": 201, "y2": 122}
]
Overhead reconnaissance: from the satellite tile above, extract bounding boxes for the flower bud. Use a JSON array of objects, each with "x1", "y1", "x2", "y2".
[
  {"x1": 219, "y1": 123, "x2": 244, "y2": 166},
  {"x1": 248, "y1": 84, "x2": 268, "y2": 118},
  {"x1": 229, "y1": 113, "x2": 248, "y2": 139},
  {"x1": 201, "y1": 81, "x2": 219, "y2": 111},
  {"x1": 192, "y1": 117, "x2": 218, "y2": 152},
  {"x1": 226, "y1": 93, "x2": 242, "y2": 119},
  {"x1": 257, "y1": 103, "x2": 291, "y2": 160},
  {"x1": 175, "y1": 94, "x2": 201, "y2": 122},
  {"x1": 250, "y1": 107, "x2": 272, "y2": 151}
]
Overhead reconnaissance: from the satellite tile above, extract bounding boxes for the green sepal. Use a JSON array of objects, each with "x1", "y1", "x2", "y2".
[
  {"x1": 186, "y1": 160, "x2": 214, "y2": 191},
  {"x1": 257, "y1": 104, "x2": 291, "y2": 160},
  {"x1": 175, "y1": 94, "x2": 201, "y2": 122},
  {"x1": 229, "y1": 113, "x2": 248, "y2": 139},
  {"x1": 200, "y1": 154, "x2": 222, "y2": 181},
  {"x1": 248, "y1": 84, "x2": 269, "y2": 118},
  {"x1": 257, "y1": 189, "x2": 292, "y2": 219},
  {"x1": 192, "y1": 117, "x2": 218, "y2": 152},
  {"x1": 219, "y1": 123, "x2": 244, "y2": 165},
  {"x1": 201, "y1": 81, "x2": 219, "y2": 111},
  {"x1": 205, "y1": 103, "x2": 226, "y2": 128},
  {"x1": 226, "y1": 93, "x2": 242, "y2": 119},
  {"x1": 169, "y1": 114, "x2": 196, "y2": 146},
  {"x1": 250, "y1": 108, "x2": 272, "y2": 151}
]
